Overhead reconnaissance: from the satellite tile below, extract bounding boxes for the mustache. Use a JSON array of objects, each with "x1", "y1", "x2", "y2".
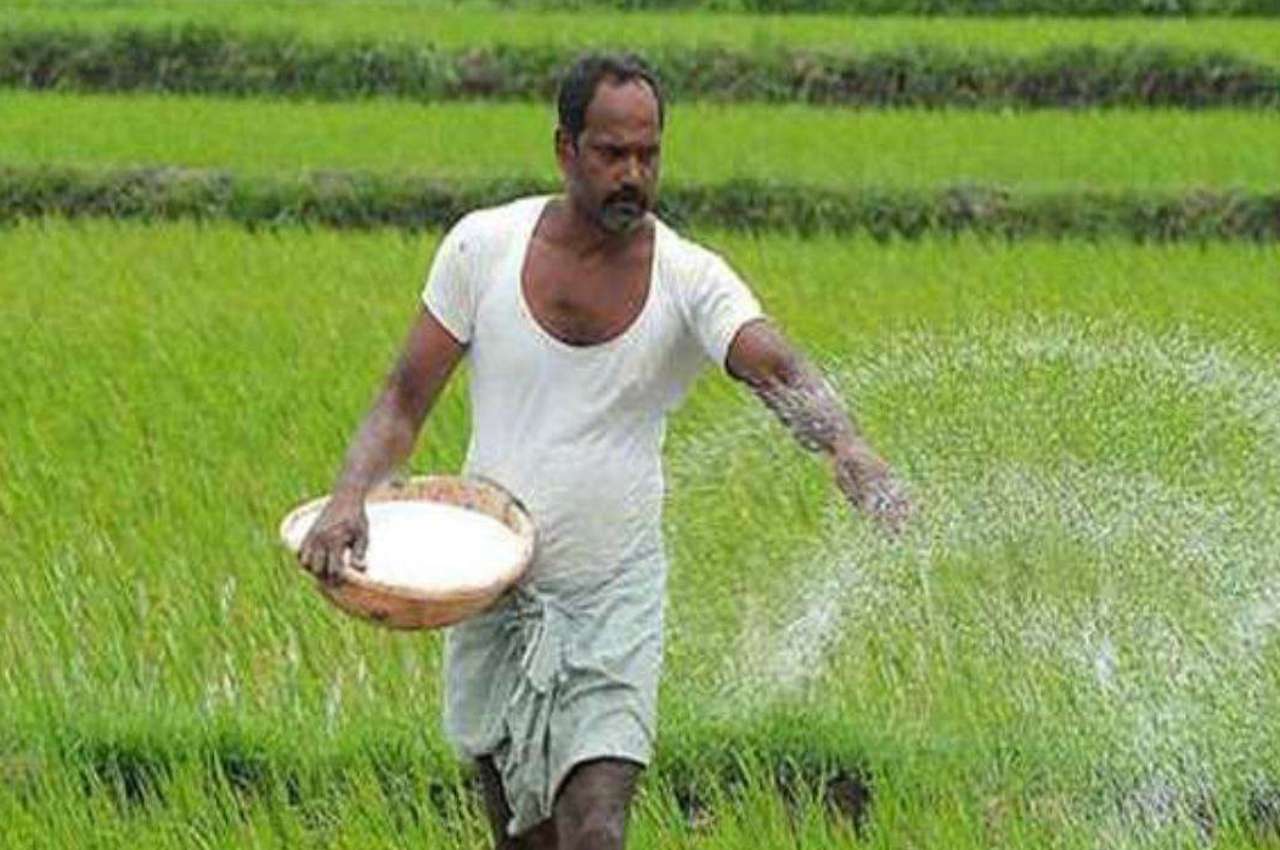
[{"x1": 605, "y1": 188, "x2": 646, "y2": 207}]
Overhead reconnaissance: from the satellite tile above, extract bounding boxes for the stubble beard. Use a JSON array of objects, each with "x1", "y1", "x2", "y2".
[
  {"x1": 566, "y1": 174, "x2": 652, "y2": 236},
  {"x1": 598, "y1": 191, "x2": 651, "y2": 235},
  {"x1": 599, "y1": 202, "x2": 645, "y2": 234}
]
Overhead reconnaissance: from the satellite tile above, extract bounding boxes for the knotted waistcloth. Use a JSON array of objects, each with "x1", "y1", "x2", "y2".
[{"x1": 495, "y1": 587, "x2": 574, "y2": 831}]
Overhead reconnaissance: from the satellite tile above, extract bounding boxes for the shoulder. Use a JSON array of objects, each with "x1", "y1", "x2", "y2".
[
  {"x1": 655, "y1": 219, "x2": 750, "y2": 301},
  {"x1": 653, "y1": 217, "x2": 727, "y2": 287},
  {"x1": 444, "y1": 194, "x2": 549, "y2": 256}
]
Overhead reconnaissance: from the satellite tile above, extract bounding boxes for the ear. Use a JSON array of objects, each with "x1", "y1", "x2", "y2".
[{"x1": 554, "y1": 126, "x2": 576, "y2": 172}]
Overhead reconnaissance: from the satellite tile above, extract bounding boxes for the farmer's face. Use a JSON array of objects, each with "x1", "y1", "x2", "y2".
[{"x1": 558, "y1": 78, "x2": 662, "y2": 235}]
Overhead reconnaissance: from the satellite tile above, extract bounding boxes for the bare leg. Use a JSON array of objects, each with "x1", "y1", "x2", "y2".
[
  {"x1": 474, "y1": 756, "x2": 558, "y2": 850},
  {"x1": 552, "y1": 758, "x2": 643, "y2": 850}
]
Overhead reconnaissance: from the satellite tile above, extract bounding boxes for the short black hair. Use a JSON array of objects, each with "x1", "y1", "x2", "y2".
[{"x1": 556, "y1": 52, "x2": 665, "y2": 148}]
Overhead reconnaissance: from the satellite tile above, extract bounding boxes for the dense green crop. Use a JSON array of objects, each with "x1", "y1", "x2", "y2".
[
  {"x1": 7, "y1": 0, "x2": 1280, "y2": 842},
  {"x1": 4, "y1": 222, "x2": 1279, "y2": 846},
  {"x1": 8, "y1": 94, "x2": 1278, "y2": 191}
]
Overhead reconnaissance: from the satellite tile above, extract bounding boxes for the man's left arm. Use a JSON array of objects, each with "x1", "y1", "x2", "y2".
[{"x1": 725, "y1": 318, "x2": 913, "y2": 533}]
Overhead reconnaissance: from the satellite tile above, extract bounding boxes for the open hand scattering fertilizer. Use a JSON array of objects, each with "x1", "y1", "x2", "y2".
[{"x1": 286, "y1": 501, "x2": 525, "y2": 594}]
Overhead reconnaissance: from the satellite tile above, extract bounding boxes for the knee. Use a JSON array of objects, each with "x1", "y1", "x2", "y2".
[{"x1": 560, "y1": 811, "x2": 625, "y2": 850}]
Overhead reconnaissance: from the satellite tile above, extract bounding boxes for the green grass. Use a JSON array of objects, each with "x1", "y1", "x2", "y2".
[
  {"x1": 3, "y1": 220, "x2": 1279, "y2": 846},
  {"x1": 8, "y1": 92, "x2": 1280, "y2": 191},
  {"x1": 6, "y1": 4, "x2": 1280, "y2": 61}
]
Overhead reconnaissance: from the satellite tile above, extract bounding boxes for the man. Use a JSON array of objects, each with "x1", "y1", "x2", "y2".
[{"x1": 298, "y1": 53, "x2": 910, "y2": 850}]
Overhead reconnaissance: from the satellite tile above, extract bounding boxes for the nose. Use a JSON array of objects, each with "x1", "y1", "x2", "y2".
[{"x1": 623, "y1": 153, "x2": 645, "y2": 183}]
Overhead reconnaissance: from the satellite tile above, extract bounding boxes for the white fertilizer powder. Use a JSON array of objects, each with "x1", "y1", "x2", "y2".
[{"x1": 289, "y1": 501, "x2": 525, "y2": 593}]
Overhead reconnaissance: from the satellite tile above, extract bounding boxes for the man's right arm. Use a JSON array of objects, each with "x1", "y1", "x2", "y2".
[{"x1": 298, "y1": 307, "x2": 466, "y2": 584}]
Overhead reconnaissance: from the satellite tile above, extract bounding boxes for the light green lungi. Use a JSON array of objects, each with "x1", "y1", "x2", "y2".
[{"x1": 442, "y1": 553, "x2": 666, "y2": 836}]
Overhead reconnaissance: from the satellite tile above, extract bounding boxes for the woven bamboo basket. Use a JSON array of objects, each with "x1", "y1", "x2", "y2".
[{"x1": 278, "y1": 475, "x2": 535, "y2": 630}]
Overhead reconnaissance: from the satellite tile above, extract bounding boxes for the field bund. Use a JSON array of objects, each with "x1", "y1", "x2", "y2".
[{"x1": 4, "y1": 26, "x2": 1280, "y2": 107}]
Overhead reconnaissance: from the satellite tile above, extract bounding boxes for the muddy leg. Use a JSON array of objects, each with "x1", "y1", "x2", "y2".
[
  {"x1": 474, "y1": 756, "x2": 558, "y2": 850},
  {"x1": 552, "y1": 758, "x2": 643, "y2": 850}
]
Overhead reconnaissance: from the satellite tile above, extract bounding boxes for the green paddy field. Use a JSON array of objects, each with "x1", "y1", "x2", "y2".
[
  {"x1": 4, "y1": 226, "x2": 1279, "y2": 847},
  {"x1": 9, "y1": 94, "x2": 1279, "y2": 191},
  {"x1": 3, "y1": 2, "x2": 1279, "y2": 848}
]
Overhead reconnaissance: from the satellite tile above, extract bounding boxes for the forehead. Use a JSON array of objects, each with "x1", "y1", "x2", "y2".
[{"x1": 582, "y1": 78, "x2": 661, "y2": 141}]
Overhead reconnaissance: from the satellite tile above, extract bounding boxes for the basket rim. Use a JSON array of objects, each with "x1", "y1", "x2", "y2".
[{"x1": 278, "y1": 474, "x2": 536, "y2": 601}]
